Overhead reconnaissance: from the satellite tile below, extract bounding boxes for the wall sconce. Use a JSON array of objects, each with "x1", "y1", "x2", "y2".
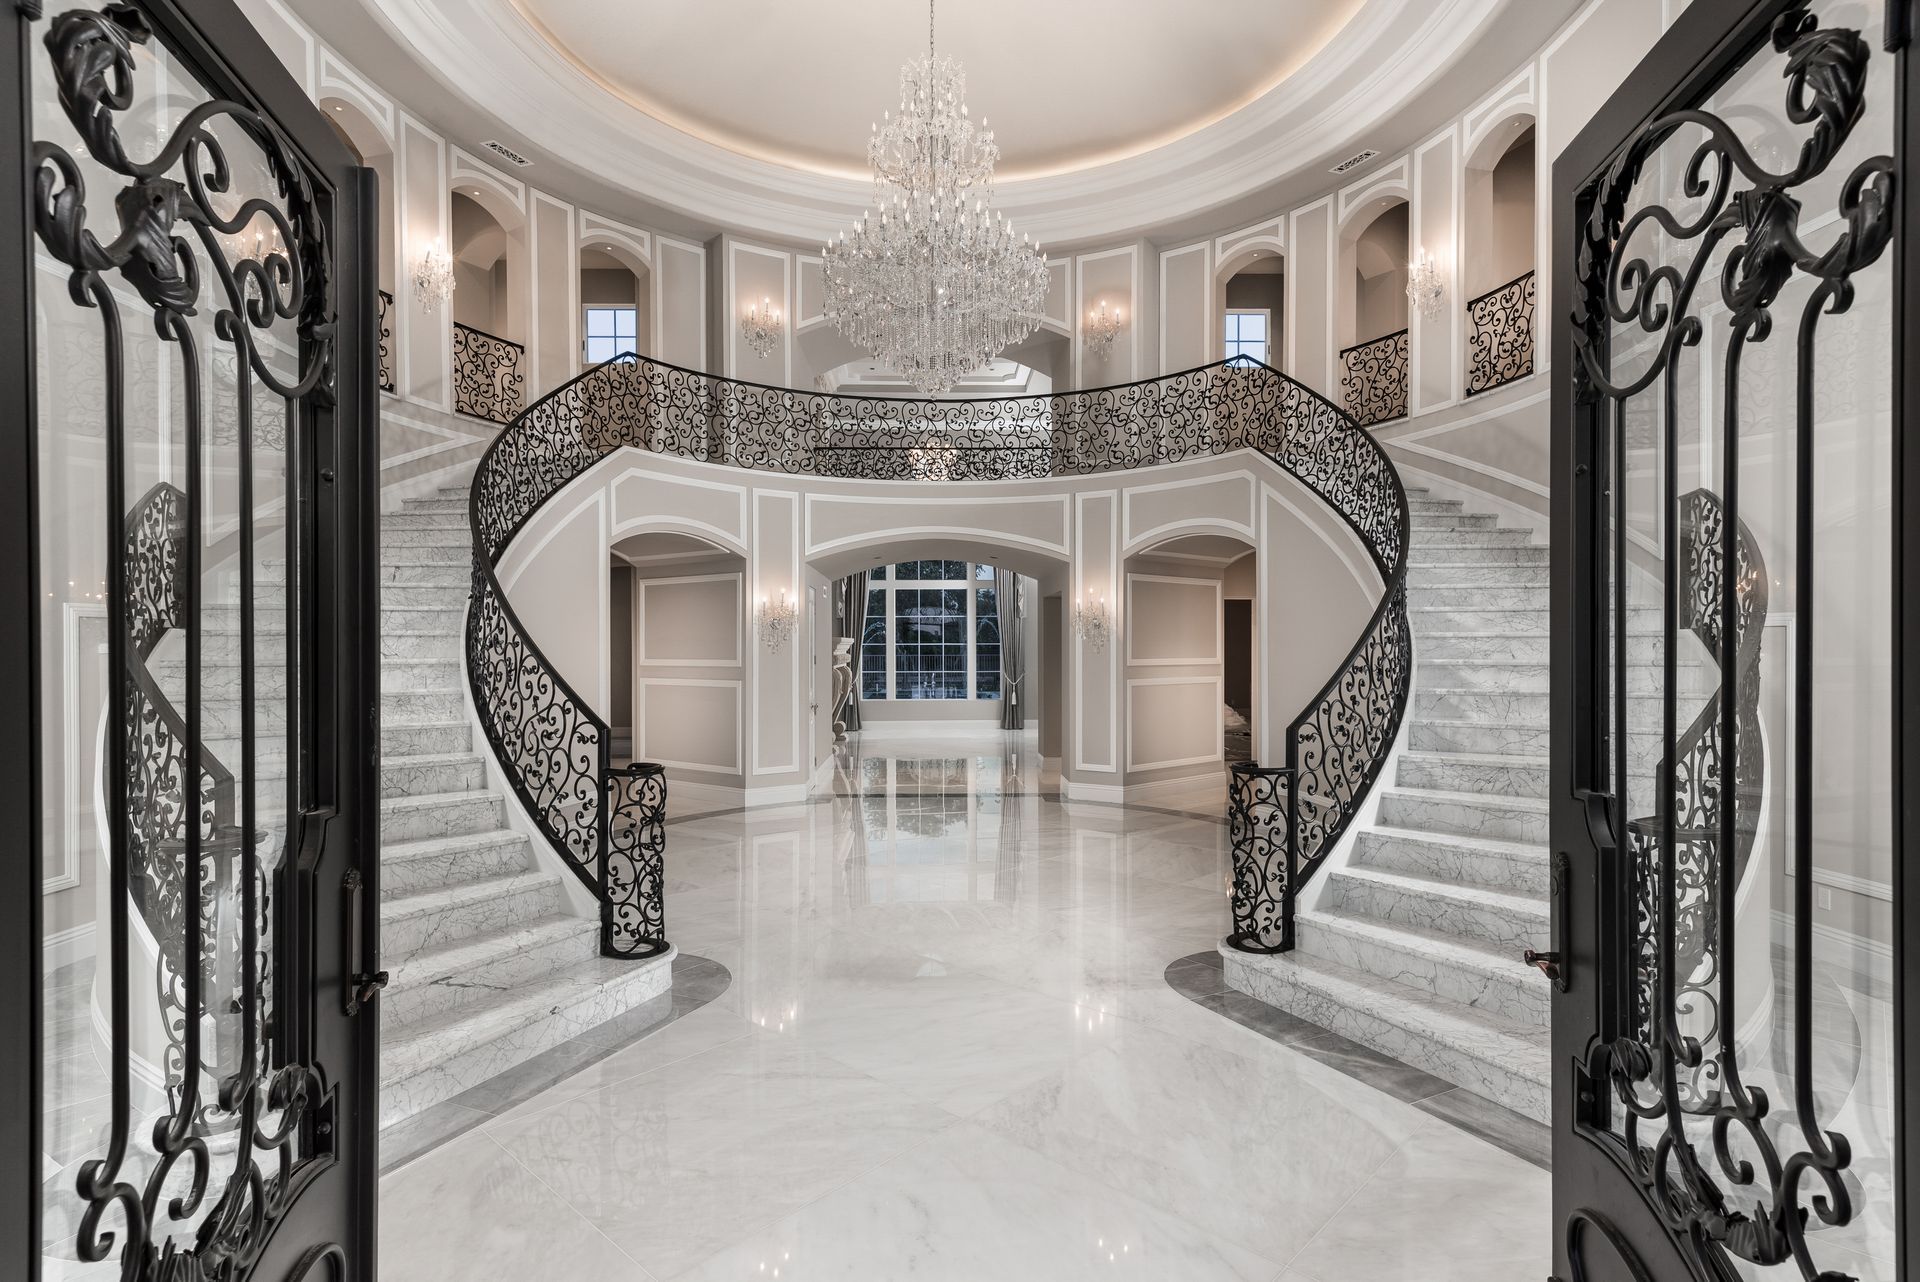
[
  {"x1": 1084, "y1": 301, "x2": 1123, "y2": 358},
  {"x1": 1072, "y1": 587, "x2": 1109, "y2": 653},
  {"x1": 740, "y1": 296, "x2": 783, "y2": 359},
  {"x1": 757, "y1": 588, "x2": 797, "y2": 651},
  {"x1": 1405, "y1": 246, "x2": 1445, "y2": 321},
  {"x1": 414, "y1": 238, "x2": 455, "y2": 312}
]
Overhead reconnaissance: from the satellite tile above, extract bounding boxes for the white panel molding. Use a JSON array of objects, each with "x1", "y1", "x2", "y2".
[
  {"x1": 1037, "y1": 256, "x2": 1073, "y2": 336},
  {"x1": 1121, "y1": 470, "x2": 1257, "y2": 551},
  {"x1": 611, "y1": 466, "x2": 749, "y2": 550},
  {"x1": 794, "y1": 253, "x2": 828, "y2": 331},
  {"x1": 1072, "y1": 489, "x2": 1120, "y2": 775},
  {"x1": 449, "y1": 145, "x2": 528, "y2": 221},
  {"x1": 578, "y1": 209, "x2": 653, "y2": 271},
  {"x1": 637, "y1": 678, "x2": 743, "y2": 773},
  {"x1": 653, "y1": 233, "x2": 709, "y2": 370},
  {"x1": 803, "y1": 492, "x2": 1071, "y2": 559},
  {"x1": 748, "y1": 489, "x2": 803, "y2": 777},
  {"x1": 1125, "y1": 676, "x2": 1226, "y2": 772},
  {"x1": 396, "y1": 111, "x2": 450, "y2": 410},
  {"x1": 1074, "y1": 244, "x2": 1139, "y2": 388},
  {"x1": 316, "y1": 49, "x2": 396, "y2": 145},
  {"x1": 1286, "y1": 195, "x2": 1333, "y2": 391},
  {"x1": 1124, "y1": 574, "x2": 1223, "y2": 668},
  {"x1": 1462, "y1": 63, "x2": 1538, "y2": 163},
  {"x1": 725, "y1": 241, "x2": 793, "y2": 386},
  {"x1": 44, "y1": 922, "x2": 97, "y2": 974},
  {"x1": 1214, "y1": 218, "x2": 1286, "y2": 274},
  {"x1": 1412, "y1": 124, "x2": 1461, "y2": 415},
  {"x1": 636, "y1": 573, "x2": 744, "y2": 667},
  {"x1": 1335, "y1": 154, "x2": 1413, "y2": 230},
  {"x1": 529, "y1": 191, "x2": 579, "y2": 399},
  {"x1": 259, "y1": 0, "x2": 316, "y2": 91},
  {"x1": 1158, "y1": 240, "x2": 1212, "y2": 373},
  {"x1": 1264, "y1": 481, "x2": 1375, "y2": 598},
  {"x1": 56, "y1": 603, "x2": 106, "y2": 895}
]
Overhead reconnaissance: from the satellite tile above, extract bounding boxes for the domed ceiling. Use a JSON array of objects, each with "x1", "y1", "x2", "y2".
[{"x1": 511, "y1": 0, "x2": 1368, "y2": 180}]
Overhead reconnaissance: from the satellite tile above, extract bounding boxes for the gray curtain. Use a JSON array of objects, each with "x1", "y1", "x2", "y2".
[
  {"x1": 995, "y1": 568, "x2": 1026, "y2": 731},
  {"x1": 835, "y1": 573, "x2": 865, "y2": 733}
]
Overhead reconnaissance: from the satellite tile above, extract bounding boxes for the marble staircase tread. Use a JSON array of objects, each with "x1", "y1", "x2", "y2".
[
  {"x1": 1327, "y1": 863, "x2": 1549, "y2": 951},
  {"x1": 379, "y1": 787, "x2": 506, "y2": 842},
  {"x1": 1395, "y1": 749, "x2": 1550, "y2": 799},
  {"x1": 1222, "y1": 946, "x2": 1550, "y2": 1121},
  {"x1": 1355, "y1": 823, "x2": 1551, "y2": 897},
  {"x1": 382, "y1": 914, "x2": 599, "y2": 1023},
  {"x1": 1292, "y1": 908, "x2": 1550, "y2": 1026},
  {"x1": 1372, "y1": 786, "x2": 1551, "y2": 845},
  {"x1": 380, "y1": 828, "x2": 534, "y2": 899}
]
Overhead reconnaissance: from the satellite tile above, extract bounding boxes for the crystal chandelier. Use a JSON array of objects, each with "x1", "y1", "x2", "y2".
[{"x1": 821, "y1": 0, "x2": 1050, "y2": 394}]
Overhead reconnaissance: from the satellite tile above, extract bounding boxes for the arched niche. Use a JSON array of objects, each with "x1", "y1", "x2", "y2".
[
  {"x1": 1121, "y1": 532, "x2": 1258, "y2": 775},
  {"x1": 1464, "y1": 116, "x2": 1537, "y2": 301},
  {"x1": 1337, "y1": 196, "x2": 1410, "y2": 353},
  {"x1": 1215, "y1": 244, "x2": 1285, "y2": 369},
  {"x1": 449, "y1": 188, "x2": 528, "y2": 347},
  {"x1": 579, "y1": 238, "x2": 652, "y2": 364},
  {"x1": 318, "y1": 97, "x2": 397, "y2": 300}
]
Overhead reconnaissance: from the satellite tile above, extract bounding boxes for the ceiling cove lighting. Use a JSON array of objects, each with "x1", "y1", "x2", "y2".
[{"x1": 819, "y1": 0, "x2": 1049, "y2": 394}]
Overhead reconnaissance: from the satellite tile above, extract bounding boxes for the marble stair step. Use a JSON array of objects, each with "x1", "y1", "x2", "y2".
[
  {"x1": 383, "y1": 525, "x2": 470, "y2": 548},
  {"x1": 383, "y1": 512, "x2": 469, "y2": 530},
  {"x1": 1372, "y1": 787, "x2": 1551, "y2": 846},
  {"x1": 1409, "y1": 512, "x2": 1500, "y2": 531},
  {"x1": 1406, "y1": 544, "x2": 1549, "y2": 567},
  {"x1": 1405, "y1": 562, "x2": 1551, "y2": 587},
  {"x1": 1411, "y1": 717, "x2": 1663, "y2": 768},
  {"x1": 1410, "y1": 585, "x2": 1549, "y2": 611},
  {"x1": 1222, "y1": 946, "x2": 1549, "y2": 1122},
  {"x1": 380, "y1": 605, "x2": 467, "y2": 633},
  {"x1": 379, "y1": 945, "x2": 674, "y2": 1129},
  {"x1": 1417, "y1": 659, "x2": 1696, "y2": 694},
  {"x1": 151, "y1": 655, "x2": 460, "y2": 699},
  {"x1": 381, "y1": 688, "x2": 467, "y2": 723},
  {"x1": 382, "y1": 584, "x2": 470, "y2": 610},
  {"x1": 380, "y1": 543, "x2": 468, "y2": 566},
  {"x1": 381, "y1": 829, "x2": 535, "y2": 899},
  {"x1": 380, "y1": 788, "x2": 505, "y2": 844},
  {"x1": 1411, "y1": 529, "x2": 1537, "y2": 548},
  {"x1": 1406, "y1": 497, "x2": 1465, "y2": 514},
  {"x1": 1395, "y1": 750, "x2": 1549, "y2": 799},
  {"x1": 1353, "y1": 824, "x2": 1550, "y2": 897},
  {"x1": 1414, "y1": 687, "x2": 1678, "y2": 725},
  {"x1": 1292, "y1": 909, "x2": 1550, "y2": 1027},
  {"x1": 382, "y1": 557, "x2": 471, "y2": 583},
  {"x1": 381, "y1": 914, "x2": 601, "y2": 1030},
  {"x1": 380, "y1": 869, "x2": 566, "y2": 961},
  {"x1": 1411, "y1": 605, "x2": 1543, "y2": 634},
  {"x1": 379, "y1": 659, "x2": 463, "y2": 692},
  {"x1": 381, "y1": 752, "x2": 488, "y2": 799},
  {"x1": 1324, "y1": 864, "x2": 1549, "y2": 952},
  {"x1": 377, "y1": 630, "x2": 462, "y2": 663},
  {"x1": 403, "y1": 497, "x2": 470, "y2": 514},
  {"x1": 435, "y1": 484, "x2": 475, "y2": 499},
  {"x1": 383, "y1": 719, "x2": 475, "y2": 757}
]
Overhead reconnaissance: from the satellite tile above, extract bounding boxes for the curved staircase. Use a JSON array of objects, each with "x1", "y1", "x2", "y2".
[{"x1": 1224, "y1": 487, "x2": 1556, "y2": 1121}]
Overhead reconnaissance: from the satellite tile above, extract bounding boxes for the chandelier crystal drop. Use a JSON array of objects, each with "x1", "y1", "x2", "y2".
[{"x1": 821, "y1": 0, "x2": 1050, "y2": 394}]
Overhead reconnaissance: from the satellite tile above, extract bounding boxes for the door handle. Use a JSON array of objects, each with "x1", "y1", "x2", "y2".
[{"x1": 342, "y1": 867, "x2": 386, "y2": 1016}]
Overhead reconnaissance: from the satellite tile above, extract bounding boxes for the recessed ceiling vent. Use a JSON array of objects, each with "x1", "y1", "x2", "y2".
[
  {"x1": 1328, "y1": 148, "x2": 1379, "y2": 175},
  {"x1": 479, "y1": 139, "x2": 533, "y2": 168}
]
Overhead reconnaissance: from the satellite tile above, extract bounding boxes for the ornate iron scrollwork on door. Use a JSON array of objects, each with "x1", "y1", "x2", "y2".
[
  {"x1": 29, "y1": 5, "x2": 339, "y2": 1276},
  {"x1": 1566, "y1": 8, "x2": 1894, "y2": 1277}
]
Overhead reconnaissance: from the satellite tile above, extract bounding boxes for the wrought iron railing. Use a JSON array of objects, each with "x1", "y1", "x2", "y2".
[
  {"x1": 1339, "y1": 328, "x2": 1408, "y2": 427},
  {"x1": 377, "y1": 288, "x2": 395, "y2": 393},
  {"x1": 1464, "y1": 270, "x2": 1536, "y2": 395},
  {"x1": 453, "y1": 320, "x2": 525, "y2": 424},
  {"x1": 1623, "y1": 487, "x2": 1766, "y2": 1107},
  {"x1": 467, "y1": 352, "x2": 1408, "y2": 964}
]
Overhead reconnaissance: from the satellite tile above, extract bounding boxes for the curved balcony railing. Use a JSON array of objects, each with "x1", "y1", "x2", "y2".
[
  {"x1": 1464, "y1": 269, "x2": 1536, "y2": 396},
  {"x1": 1339, "y1": 329, "x2": 1408, "y2": 427},
  {"x1": 467, "y1": 352, "x2": 1409, "y2": 960},
  {"x1": 453, "y1": 320, "x2": 526, "y2": 424}
]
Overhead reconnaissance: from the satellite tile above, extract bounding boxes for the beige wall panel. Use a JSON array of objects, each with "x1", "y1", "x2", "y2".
[
  {"x1": 1127, "y1": 679, "x2": 1222, "y2": 772},
  {"x1": 1126, "y1": 577, "x2": 1222, "y2": 665},
  {"x1": 1288, "y1": 201, "x2": 1333, "y2": 398},
  {"x1": 1123, "y1": 474, "x2": 1255, "y2": 550},
  {"x1": 1414, "y1": 134, "x2": 1459, "y2": 411},
  {"x1": 530, "y1": 194, "x2": 576, "y2": 398},
  {"x1": 639, "y1": 681, "x2": 742, "y2": 773},
  {"x1": 655, "y1": 236, "x2": 708, "y2": 372},
  {"x1": 507, "y1": 492, "x2": 608, "y2": 720},
  {"x1": 639, "y1": 575, "x2": 743, "y2": 665},
  {"x1": 751, "y1": 490, "x2": 801, "y2": 777},
  {"x1": 1076, "y1": 248, "x2": 1137, "y2": 388},
  {"x1": 806, "y1": 494, "x2": 1069, "y2": 563},
  {"x1": 726, "y1": 239, "x2": 792, "y2": 385},
  {"x1": 611, "y1": 470, "x2": 747, "y2": 548}
]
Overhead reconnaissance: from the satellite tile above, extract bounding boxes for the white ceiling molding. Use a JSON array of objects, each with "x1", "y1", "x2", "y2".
[{"x1": 347, "y1": 0, "x2": 1513, "y2": 246}]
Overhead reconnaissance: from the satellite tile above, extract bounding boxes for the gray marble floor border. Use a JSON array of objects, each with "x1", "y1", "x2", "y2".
[
  {"x1": 1165, "y1": 951, "x2": 1552, "y2": 1171},
  {"x1": 379, "y1": 952, "x2": 732, "y2": 1173}
]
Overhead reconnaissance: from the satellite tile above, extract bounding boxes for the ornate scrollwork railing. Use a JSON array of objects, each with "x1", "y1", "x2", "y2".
[
  {"x1": 377, "y1": 288, "x2": 395, "y2": 393},
  {"x1": 1339, "y1": 328, "x2": 1408, "y2": 427},
  {"x1": 468, "y1": 351, "x2": 1408, "y2": 966},
  {"x1": 1624, "y1": 488, "x2": 1766, "y2": 1108},
  {"x1": 1464, "y1": 269, "x2": 1536, "y2": 395},
  {"x1": 453, "y1": 320, "x2": 525, "y2": 424}
]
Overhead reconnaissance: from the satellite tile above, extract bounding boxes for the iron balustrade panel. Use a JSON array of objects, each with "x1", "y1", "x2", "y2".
[
  {"x1": 468, "y1": 351, "x2": 1410, "y2": 968},
  {"x1": 1227, "y1": 763, "x2": 1293, "y2": 952},
  {"x1": 453, "y1": 320, "x2": 526, "y2": 424},
  {"x1": 606, "y1": 763, "x2": 669, "y2": 959},
  {"x1": 1464, "y1": 270, "x2": 1536, "y2": 395},
  {"x1": 1338, "y1": 328, "x2": 1408, "y2": 426},
  {"x1": 377, "y1": 288, "x2": 394, "y2": 392}
]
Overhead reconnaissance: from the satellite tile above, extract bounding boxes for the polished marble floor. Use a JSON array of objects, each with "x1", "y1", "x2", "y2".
[{"x1": 378, "y1": 727, "x2": 1554, "y2": 1281}]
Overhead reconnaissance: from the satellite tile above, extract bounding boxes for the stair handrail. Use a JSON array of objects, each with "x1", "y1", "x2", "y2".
[{"x1": 465, "y1": 352, "x2": 1409, "y2": 962}]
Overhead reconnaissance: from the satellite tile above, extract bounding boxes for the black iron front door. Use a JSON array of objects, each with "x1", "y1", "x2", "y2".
[
  {"x1": 1, "y1": 0, "x2": 380, "y2": 1277},
  {"x1": 1551, "y1": 1, "x2": 1914, "y2": 1278}
]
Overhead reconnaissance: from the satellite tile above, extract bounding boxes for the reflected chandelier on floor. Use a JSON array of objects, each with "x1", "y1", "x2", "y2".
[{"x1": 820, "y1": 0, "x2": 1050, "y2": 394}]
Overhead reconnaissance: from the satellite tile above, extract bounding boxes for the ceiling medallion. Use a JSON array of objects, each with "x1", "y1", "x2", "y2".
[{"x1": 820, "y1": 0, "x2": 1050, "y2": 395}]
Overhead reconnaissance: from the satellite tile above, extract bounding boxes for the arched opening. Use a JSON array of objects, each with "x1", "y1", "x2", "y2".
[
  {"x1": 449, "y1": 186, "x2": 530, "y2": 422},
  {"x1": 1216, "y1": 244, "x2": 1285, "y2": 369},
  {"x1": 1463, "y1": 117, "x2": 1538, "y2": 393},
  {"x1": 1337, "y1": 196, "x2": 1411, "y2": 425},
  {"x1": 610, "y1": 530, "x2": 747, "y2": 795},
  {"x1": 1123, "y1": 533, "x2": 1257, "y2": 784},
  {"x1": 579, "y1": 242, "x2": 652, "y2": 367},
  {"x1": 318, "y1": 98, "x2": 397, "y2": 391}
]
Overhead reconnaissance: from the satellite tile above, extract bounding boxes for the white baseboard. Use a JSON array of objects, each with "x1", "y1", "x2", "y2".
[
  {"x1": 1060, "y1": 778, "x2": 1127, "y2": 804},
  {"x1": 1059, "y1": 774, "x2": 1225, "y2": 806},
  {"x1": 44, "y1": 921, "x2": 97, "y2": 975},
  {"x1": 671, "y1": 779, "x2": 811, "y2": 811}
]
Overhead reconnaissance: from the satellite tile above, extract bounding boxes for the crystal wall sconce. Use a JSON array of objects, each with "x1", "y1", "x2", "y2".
[
  {"x1": 1405, "y1": 247, "x2": 1445, "y2": 321},
  {"x1": 740, "y1": 296, "x2": 783, "y2": 359},
  {"x1": 414, "y1": 238, "x2": 455, "y2": 312},
  {"x1": 757, "y1": 589, "x2": 797, "y2": 651},
  {"x1": 1084, "y1": 301, "x2": 1123, "y2": 358},
  {"x1": 1072, "y1": 587, "x2": 1110, "y2": 652}
]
